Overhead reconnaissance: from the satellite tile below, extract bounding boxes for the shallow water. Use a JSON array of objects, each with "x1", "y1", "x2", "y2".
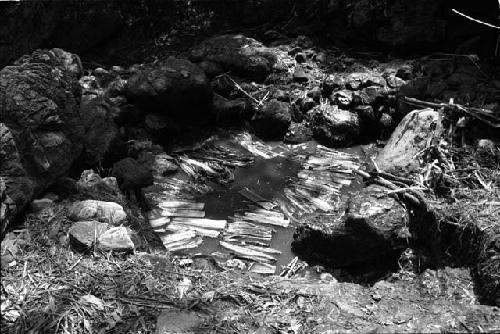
[
  {"x1": 193, "y1": 154, "x2": 301, "y2": 271},
  {"x1": 145, "y1": 131, "x2": 368, "y2": 274},
  {"x1": 184, "y1": 139, "x2": 366, "y2": 273}
]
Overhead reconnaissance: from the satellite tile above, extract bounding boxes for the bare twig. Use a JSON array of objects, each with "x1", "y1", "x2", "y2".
[
  {"x1": 451, "y1": 9, "x2": 500, "y2": 30},
  {"x1": 401, "y1": 97, "x2": 500, "y2": 128},
  {"x1": 218, "y1": 74, "x2": 264, "y2": 106}
]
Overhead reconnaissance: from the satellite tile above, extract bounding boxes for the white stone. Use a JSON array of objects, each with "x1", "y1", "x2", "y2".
[
  {"x1": 97, "y1": 227, "x2": 135, "y2": 250},
  {"x1": 375, "y1": 108, "x2": 438, "y2": 172},
  {"x1": 68, "y1": 200, "x2": 127, "y2": 224}
]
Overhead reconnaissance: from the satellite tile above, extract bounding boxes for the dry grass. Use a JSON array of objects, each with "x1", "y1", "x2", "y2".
[
  {"x1": 0, "y1": 198, "x2": 312, "y2": 333},
  {"x1": 1, "y1": 204, "x2": 172, "y2": 333},
  {"x1": 419, "y1": 141, "x2": 500, "y2": 305}
]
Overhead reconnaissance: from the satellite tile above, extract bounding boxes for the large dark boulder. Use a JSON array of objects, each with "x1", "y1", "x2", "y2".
[
  {"x1": 0, "y1": 124, "x2": 35, "y2": 234},
  {"x1": 190, "y1": 34, "x2": 277, "y2": 81},
  {"x1": 311, "y1": 105, "x2": 360, "y2": 147},
  {"x1": 292, "y1": 185, "x2": 410, "y2": 268},
  {"x1": 78, "y1": 95, "x2": 121, "y2": 166},
  {"x1": 251, "y1": 99, "x2": 291, "y2": 140},
  {"x1": 125, "y1": 57, "x2": 213, "y2": 122},
  {"x1": 112, "y1": 157, "x2": 153, "y2": 191},
  {"x1": 213, "y1": 93, "x2": 252, "y2": 125},
  {"x1": 0, "y1": 48, "x2": 84, "y2": 233}
]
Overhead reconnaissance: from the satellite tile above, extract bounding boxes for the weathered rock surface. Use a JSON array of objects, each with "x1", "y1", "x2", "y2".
[
  {"x1": 284, "y1": 122, "x2": 313, "y2": 144},
  {"x1": 292, "y1": 67, "x2": 310, "y2": 83},
  {"x1": 77, "y1": 170, "x2": 123, "y2": 198},
  {"x1": 155, "y1": 309, "x2": 205, "y2": 334},
  {"x1": 153, "y1": 154, "x2": 178, "y2": 176},
  {"x1": 97, "y1": 226, "x2": 136, "y2": 251},
  {"x1": 79, "y1": 95, "x2": 121, "y2": 166},
  {"x1": 125, "y1": 56, "x2": 212, "y2": 121},
  {"x1": 49, "y1": 177, "x2": 78, "y2": 198},
  {"x1": 375, "y1": 108, "x2": 438, "y2": 172},
  {"x1": 346, "y1": 184, "x2": 410, "y2": 249},
  {"x1": 69, "y1": 220, "x2": 109, "y2": 251},
  {"x1": 0, "y1": 49, "x2": 84, "y2": 233},
  {"x1": 292, "y1": 184, "x2": 409, "y2": 268},
  {"x1": 68, "y1": 200, "x2": 127, "y2": 225},
  {"x1": 213, "y1": 93, "x2": 252, "y2": 125},
  {"x1": 0, "y1": 124, "x2": 35, "y2": 234},
  {"x1": 112, "y1": 158, "x2": 153, "y2": 191},
  {"x1": 191, "y1": 34, "x2": 277, "y2": 81},
  {"x1": 311, "y1": 105, "x2": 360, "y2": 147},
  {"x1": 331, "y1": 90, "x2": 353, "y2": 108},
  {"x1": 69, "y1": 220, "x2": 136, "y2": 252},
  {"x1": 251, "y1": 99, "x2": 291, "y2": 140}
]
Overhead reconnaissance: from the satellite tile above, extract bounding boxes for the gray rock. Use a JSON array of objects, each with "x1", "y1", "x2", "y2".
[
  {"x1": 210, "y1": 75, "x2": 235, "y2": 98},
  {"x1": 251, "y1": 99, "x2": 291, "y2": 140},
  {"x1": 79, "y1": 95, "x2": 120, "y2": 166},
  {"x1": 0, "y1": 49, "x2": 83, "y2": 233},
  {"x1": 79, "y1": 75, "x2": 102, "y2": 97},
  {"x1": 292, "y1": 184, "x2": 410, "y2": 267},
  {"x1": 300, "y1": 97, "x2": 317, "y2": 112},
  {"x1": 379, "y1": 113, "x2": 394, "y2": 129},
  {"x1": 68, "y1": 200, "x2": 127, "y2": 224},
  {"x1": 77, "y1": 170, "x2": 123, "y2": 198},
  {"x1": 323, "y1": 74, "x2": 345, "y2": 94},
  {"x1": 144, "y1": 113, "x2": 171, "y2": 136},
  {"x1": 311, "y1": 105, "x2": 360, "y2": 147},
  {"x1": 355, "y1": 105, "x2": 376, "y2": 124},
  {"x1": 198, "y1": 60, "x2": 223, "y2": 78},
  {"x1": 293, "y1": 67, "x2": 310, "y2": 83},
  {"x1": 396, "y1": 65, "x2": 414, "y2": 80},
  {"x1": 477, "y1": 139, "x2": 495, "y2": 152},
  {"x1": 50, "y1": 177, "x2": 78, "y2": 198},
  {"x1": 191, "y1": 34, "x2": 277, "y2": 81},
  {"x1": 213, "y1": 93, "x2": 251, "y2": 124},
  {"x1": 345, "y1": 72, "x2": 386, "y2": 90},
  {"x1": 331, "y1": 90, "x2": 353, "y2": 108},
  {"x1": 155, "y1": 310, "x2": 205, "y2": 334},
  {"x1": 273, "y1": 89, "x2": 290, "y2": 102},
  {"x1": 153, "y1": 154, "x2": 178, "y2": 176},
  {"x1": 112, "y1": 157, "x2": 153, "y2": 191},
  {"x1": 307, "y1": 86, "x2": 322, "y2": 101},
  {"x1": 126, "y1": 56, "x2": 212, "y2": 122},
  {"x1": 375, "y1": 108, "x2": 438, "y2": 172},
  {"x1": 97, "y1": 226, "x2": 135, "y2": 251},
  {"x1": 296, "y1": 35, "x2": 314, "y2": 48},
  {"x1": 385, "y1": 75, "x2": 406, "y2": 89},
  {"x1": 284, "y1": 122, "x2": 313, "y2": 144},
  {"x1": 69, "y1": 221, "x2": 109, "y2": 251},
  {"x1": 105, "y1": 77, "x2": 127, "y2": 98}
]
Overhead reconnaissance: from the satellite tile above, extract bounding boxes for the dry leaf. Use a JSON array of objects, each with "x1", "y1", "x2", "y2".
[{"x1": 79, "y1": 294, "x2": 105, "y2": 311}]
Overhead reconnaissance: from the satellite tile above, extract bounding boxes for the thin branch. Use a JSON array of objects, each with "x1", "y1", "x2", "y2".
[{"x1": 451, "y1": 9, "x2": 500, "y2": 30}]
